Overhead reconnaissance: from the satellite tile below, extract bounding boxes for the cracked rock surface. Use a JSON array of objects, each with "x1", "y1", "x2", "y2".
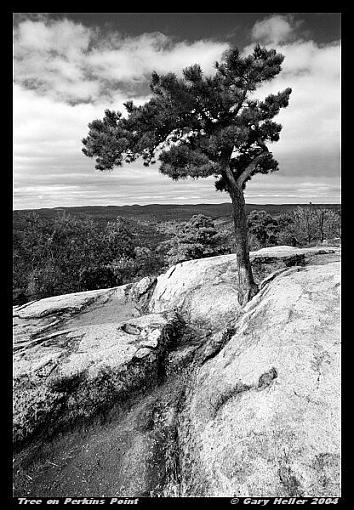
[{"x1": 178, "y1": 262, "x2": 340, "y2": 497}]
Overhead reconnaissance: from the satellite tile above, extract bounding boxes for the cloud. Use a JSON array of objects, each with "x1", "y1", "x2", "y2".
[
  {"x1": 244, "y1": 16, "x2": 340, "y2": 181},
  {"x1": 251, "y1": 14, "x2": 301, "y2": 45},
  {"x1": 13, "y1": 14, "x2": 340, "y2": 209},
  {"x1": 14, "y1": 17, "x2": 228, "y2": 104}
]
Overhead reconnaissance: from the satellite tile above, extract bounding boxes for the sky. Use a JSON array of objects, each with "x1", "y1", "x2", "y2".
[{"x1": 13, "y1": 12, "x2": 341, "y2": 210}]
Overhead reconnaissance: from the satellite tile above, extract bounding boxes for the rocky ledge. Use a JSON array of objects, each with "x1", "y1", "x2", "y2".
[
  {"x1": 130, "y1": 245, "x2": 340, "y2": 327},
  {"x1": 13, "y1": 245, "x2": 340, "y2": 497}
]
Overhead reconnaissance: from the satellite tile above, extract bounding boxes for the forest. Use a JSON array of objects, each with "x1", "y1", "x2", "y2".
[{"x1": 13, "y1": 203, "x2": 340, "y2": 305}]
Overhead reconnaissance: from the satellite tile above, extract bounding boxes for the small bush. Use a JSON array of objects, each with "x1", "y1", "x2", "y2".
[{"x1": 163, "y1": 214, "x2": 228, "y2": 266}]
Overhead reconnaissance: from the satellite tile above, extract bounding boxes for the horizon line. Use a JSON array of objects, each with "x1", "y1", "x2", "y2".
[{"x1": 13, "y1": 201, "x2": 342, "y2": 212}]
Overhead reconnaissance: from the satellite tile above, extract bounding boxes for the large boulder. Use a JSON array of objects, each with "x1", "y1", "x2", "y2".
[
  {"x1": 149, "y1": 255, "x2": 241, "y2": 328},
  {"x1": 178, "y1": 262, "x2": 340, "y2": 497}
]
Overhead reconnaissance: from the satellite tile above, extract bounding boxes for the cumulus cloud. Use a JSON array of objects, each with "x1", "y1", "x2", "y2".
[
  {"x1": 14, "y1": 17, "x2": 228, "y2": 103},
  {"x1": 243, "y1": 20, "x2": 341, "y2": 186},
  {"x1": 251, "y1": 14, "x2": 301, "y2": 44},
  {"x1": 13, "y1": 15, "x2": 230, "y2": 208}
]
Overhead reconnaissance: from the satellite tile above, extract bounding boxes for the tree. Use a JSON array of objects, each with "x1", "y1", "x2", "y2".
[
  {"x1": 276, "y1": 213, "x2": 299, "y2": 246},
  {"x1": 247, "y1": 210, "x2": 279, "y2": 247},
  {"x1": 297, "y1": 204, "x2": 317, "y2": 245},
  {"x1": 163, "y1": 214, "x2": 226, "y2": 265},
  {"x1": 104, "y1": 217, "x2": 136, "y2": 262},
  {"x1": 323, "y1": 209, "x2": 341, "y2": 241},
  {"x1": 276, "y1": 205, "x2": 341, "y2": 247},
  {"x1": 288, "y1": 205, "x2": 317, "y2": 246},
  {"x1": 311, "y1": 205, "x2": 341, "y2": 243},
  {"x1": 82, "y1": 45, "x2": 292, "y2": 304}
]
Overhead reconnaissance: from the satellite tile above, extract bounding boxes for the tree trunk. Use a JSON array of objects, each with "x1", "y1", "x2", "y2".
[
  {"x1": 318, "y1": 212, "x2": 325, "y2": 243},
  {"x1": 229, "y1": 184, "x2": 258, "y2": 306}
]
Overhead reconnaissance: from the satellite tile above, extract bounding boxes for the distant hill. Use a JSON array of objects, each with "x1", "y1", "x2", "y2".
[{"x1": 13, "y1": 202, "x2": 341, "y2": 229}]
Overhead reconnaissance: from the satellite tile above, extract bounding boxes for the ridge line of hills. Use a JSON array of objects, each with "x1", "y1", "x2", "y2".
[{"x1": 13, "y1": 202, "x2": 341, "y2": 224}]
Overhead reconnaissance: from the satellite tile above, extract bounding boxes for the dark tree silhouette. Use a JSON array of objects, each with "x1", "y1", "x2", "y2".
[{"x1": 82, "y1": 45, "x2": 291, "y2": 304}]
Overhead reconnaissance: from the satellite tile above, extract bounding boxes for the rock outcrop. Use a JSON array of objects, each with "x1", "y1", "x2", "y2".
[
  {"x1": 178, "y1": 262, "x2": 340, "y2": 497},
  {"x1": 131, "y1": 246, "x2": 340, "y2": 328},
  {"x1": 13, "y1": 246, "x2": 341, "y2": 497},
  {"x1": 13, "y1": 285, "x2": 185, "y2": 447}
]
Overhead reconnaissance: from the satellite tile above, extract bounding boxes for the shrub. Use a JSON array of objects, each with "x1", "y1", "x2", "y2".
[
  {"x1": 163, "y1": 215, "x2": 227, "y2": 266},
  {"x1": 247, "y1": 210, "x2": 279, "y2": 247}
]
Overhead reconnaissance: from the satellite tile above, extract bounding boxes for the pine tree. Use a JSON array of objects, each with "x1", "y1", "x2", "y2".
[
  {"x1": 165, "y1": 214, "x2": 225, "y2": 265},
  {"x1": 82, "y1": 45, "x2": 291, "y2": 304},
  {"x1": 247, "y1": 210, "x2": 279, "y2": 247}
]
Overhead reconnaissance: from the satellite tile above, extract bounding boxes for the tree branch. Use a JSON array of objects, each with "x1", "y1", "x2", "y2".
[
  {"x1": 236, "y1": 136, "x2": 269, "y2": 187},
  {"x1": 236, "y1": 151, "x2": 267, "y2": 188},
  {"x1": 232, "y1": 89, "x2": 248, "y2": 117},
  {"x1": 220, "y1": 161, "x2": 239, "y2": 194}
]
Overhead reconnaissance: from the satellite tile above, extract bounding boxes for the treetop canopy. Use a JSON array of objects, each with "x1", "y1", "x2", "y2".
[{"x1": 82, "y1": 44, "x2": 291, "y2": 192}]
